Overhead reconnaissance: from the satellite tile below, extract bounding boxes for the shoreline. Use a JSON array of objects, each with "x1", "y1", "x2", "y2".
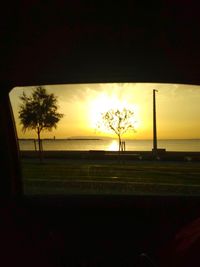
[{"x1": 20, "y1": 150, "x2": 200, "y2": 161}]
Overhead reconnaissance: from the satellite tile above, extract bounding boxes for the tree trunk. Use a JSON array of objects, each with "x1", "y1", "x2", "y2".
[
  {"x1": 34, "y1": 139, "x2": 37, "y2": 151},
  {"x1": 37, "y1": 129, "x2": 42, "y2": 162},
  {"x1": 118, "y1": 135, "x2": 121, "y2": 152}
]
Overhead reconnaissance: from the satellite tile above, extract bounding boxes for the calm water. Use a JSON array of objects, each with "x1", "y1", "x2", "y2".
[{"x1": 18, "y1": 139, "x2": 200, "y2": 152}]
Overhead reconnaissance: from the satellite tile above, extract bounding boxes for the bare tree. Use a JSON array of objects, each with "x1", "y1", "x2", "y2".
[
  {"x1": 19, "y1": 86, "x2": 64, "y2": 160},
  {"x1": 100, "y1": 108, "x2": 135, "y2": 151}
]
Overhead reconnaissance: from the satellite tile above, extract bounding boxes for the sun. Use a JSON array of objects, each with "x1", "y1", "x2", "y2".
[{"x1": 88, "y1": 93, "x2": 141, "y2": 135}]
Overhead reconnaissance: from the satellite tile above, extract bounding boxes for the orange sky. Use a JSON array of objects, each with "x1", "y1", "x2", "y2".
[{"x1": 9, "y1": 83, "x2": 200, "y2": 140}]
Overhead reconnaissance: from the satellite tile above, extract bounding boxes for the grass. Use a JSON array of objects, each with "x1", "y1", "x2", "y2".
[{"x1": 21, "y1": 158, "x2": 200, "y2": 195}]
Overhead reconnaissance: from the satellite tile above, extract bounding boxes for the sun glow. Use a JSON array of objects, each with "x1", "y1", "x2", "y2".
[
  {"x1": 88, "y1": 92, "x2": 140, "y2": 136},
  {"x1": 107, "y1": 140, "x2": 118, "y2": 151}
]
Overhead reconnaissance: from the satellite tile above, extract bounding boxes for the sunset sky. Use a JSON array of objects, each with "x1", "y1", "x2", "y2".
[{"x1": 9, "y1": 83, "x2": 200, "y2": 140}]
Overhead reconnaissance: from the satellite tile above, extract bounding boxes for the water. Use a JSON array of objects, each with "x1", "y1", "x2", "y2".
[{"x1": 18, "y1": 139, "x2": 200, "y2": 152}]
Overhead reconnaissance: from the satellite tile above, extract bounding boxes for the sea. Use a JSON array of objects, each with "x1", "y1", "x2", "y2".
[{"x1": 18, "y1": 139, "x2": 200, "y2": 152}]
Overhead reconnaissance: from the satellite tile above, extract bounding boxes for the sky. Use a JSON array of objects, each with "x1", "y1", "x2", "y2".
[{"x1": 9, "y1": 83, "x2": 200, "y2": 140}]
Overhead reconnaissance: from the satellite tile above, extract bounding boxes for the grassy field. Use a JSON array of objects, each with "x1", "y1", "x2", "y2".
[{"x1": 21, "y1": 158, "x2": 200, "y2": 195}]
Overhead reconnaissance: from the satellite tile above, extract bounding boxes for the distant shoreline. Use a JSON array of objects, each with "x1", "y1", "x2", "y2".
[
  {"x1": 19, "y1": 138, "x2": 102, "y2": 141},
  {"x1": 18, "y1": 138, "x2": 200, "y2": 141}
]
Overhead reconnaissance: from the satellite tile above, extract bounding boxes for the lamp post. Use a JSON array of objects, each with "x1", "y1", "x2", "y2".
[{"x1": 153, "y1": 89, "x2": 158, "y2": 153}]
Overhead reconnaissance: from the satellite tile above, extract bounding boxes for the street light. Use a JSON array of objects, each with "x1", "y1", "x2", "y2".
[{"x1": 153, "y1": 89, "x2": 158, "y2": 153}]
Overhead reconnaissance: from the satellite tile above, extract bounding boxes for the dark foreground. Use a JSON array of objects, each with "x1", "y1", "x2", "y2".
[{"x1": 20, "y1": 151, "x2": 200, "y2": 195}]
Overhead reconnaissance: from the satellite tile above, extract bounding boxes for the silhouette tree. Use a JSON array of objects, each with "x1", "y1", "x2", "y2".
[
  {"x1": 19, "y1": 86, "x2": 63, "y2": 160},
  {"x1": 100, "y1": 108, "x2": 135, "y2": 151}
]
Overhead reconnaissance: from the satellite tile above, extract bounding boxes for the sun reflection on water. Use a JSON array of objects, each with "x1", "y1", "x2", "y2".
[{"x1": 107, "y1": 140, "x2": 118, "y2": 151}]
